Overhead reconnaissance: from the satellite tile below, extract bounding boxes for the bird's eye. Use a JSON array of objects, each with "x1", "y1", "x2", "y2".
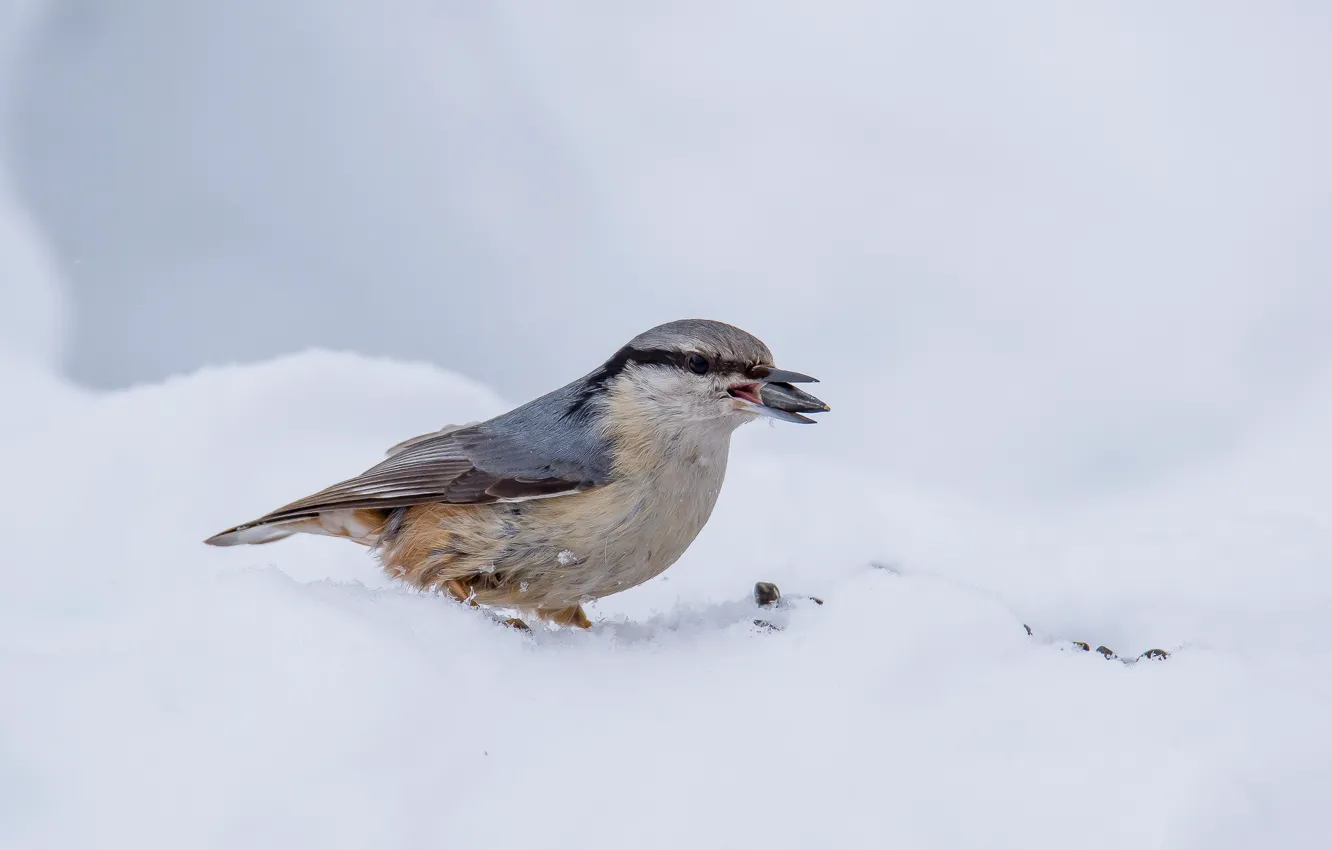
[{"x1": 687, "y1": 353, "x2": 710, "y2": 375}]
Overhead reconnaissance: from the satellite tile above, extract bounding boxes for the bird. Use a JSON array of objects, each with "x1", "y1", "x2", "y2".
[{"x1": 205, "y1": 319, "x2": 829, "y2": 630}]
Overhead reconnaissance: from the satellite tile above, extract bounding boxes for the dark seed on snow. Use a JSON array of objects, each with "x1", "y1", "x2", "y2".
[{"x1": 754, "y1": 582, "x2": 782, "y2": 607}]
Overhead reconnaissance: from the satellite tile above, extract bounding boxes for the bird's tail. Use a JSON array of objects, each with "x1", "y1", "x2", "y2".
[{"x1": 204, "y1": 509, "x2": 387, "y2": 547}]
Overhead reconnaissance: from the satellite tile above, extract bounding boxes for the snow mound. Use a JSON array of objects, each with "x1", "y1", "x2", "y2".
[{"x1": 4, "y1": 348, "x2": 1332, "y2": 850}]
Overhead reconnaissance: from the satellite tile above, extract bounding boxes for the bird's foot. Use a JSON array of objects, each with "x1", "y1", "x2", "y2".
[
  {"x1": 536, "y1": 604, "x2": 593, "y2": 629},
  {"x1": 443, "y1": 579, "x2": 536, "y2": 632},
  {"x1": 445, "y1": 579, "x2": 480, "y2": 607}
]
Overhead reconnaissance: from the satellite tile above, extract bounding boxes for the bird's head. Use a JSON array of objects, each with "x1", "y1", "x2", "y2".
[{"x1": 584, "y1": 319, "x2": 830, "y2": 435}]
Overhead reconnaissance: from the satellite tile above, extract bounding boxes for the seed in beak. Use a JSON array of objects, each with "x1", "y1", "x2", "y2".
[{"x1": 757, "y1": 381, "x2": 830, "y2": 414}]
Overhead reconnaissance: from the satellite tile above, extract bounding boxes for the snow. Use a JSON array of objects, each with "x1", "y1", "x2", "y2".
[{"x1": 3, "y1": 340, "x2": 1332, "y2": 849}]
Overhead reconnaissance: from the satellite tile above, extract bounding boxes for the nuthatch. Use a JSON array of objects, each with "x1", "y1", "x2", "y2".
[{"x1": 206, "y1": 319, "x2": 829, "y2": 629}]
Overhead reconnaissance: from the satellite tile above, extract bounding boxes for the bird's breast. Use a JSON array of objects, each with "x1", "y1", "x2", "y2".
[{"x1": 508, "y1": 436, "x2": 731, "y2": 600}]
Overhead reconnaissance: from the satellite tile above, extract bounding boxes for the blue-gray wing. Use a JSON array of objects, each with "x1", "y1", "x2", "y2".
[{"x1": 247, "y1": 423, "x2": 610, "y2": 524}]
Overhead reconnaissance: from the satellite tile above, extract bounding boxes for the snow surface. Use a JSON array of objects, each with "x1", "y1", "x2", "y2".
[{"x1": 3, "y1": 342, "x2": 1332, "y2": 850}]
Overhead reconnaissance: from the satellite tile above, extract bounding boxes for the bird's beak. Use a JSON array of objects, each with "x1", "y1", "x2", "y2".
[
  {"x1": 752, "y1": 366, "x2": 819, "y2": 385},
  {"x1": 728, "y1": 367, "x2": 830, "y2": 424}
]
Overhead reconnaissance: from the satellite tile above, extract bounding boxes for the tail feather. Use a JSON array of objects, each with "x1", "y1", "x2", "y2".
[
  {"x1": 204, "y1": 508, "x2": 388, "y2": 548},
  {"x1": 204, "y1": 518, "x2": 315, "y2": 546}
]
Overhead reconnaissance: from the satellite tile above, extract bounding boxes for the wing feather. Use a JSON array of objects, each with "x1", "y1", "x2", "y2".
[{"x1": 249, "y1": 426, "x2": 600, "y2": 525}]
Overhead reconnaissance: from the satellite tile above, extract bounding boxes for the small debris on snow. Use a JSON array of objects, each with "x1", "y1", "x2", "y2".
[
  {"x1": 753, "y1": 581, "x2": 823, "y2": 609},
  {"x1": 753, "y1": 581, "x2": 783, "y2": 630},
  {"x1": 1027, "y1": 626, "x2": 1173, "y2": 665},
  {"x1": 754, "y1": 581, "x2": 782, "y2": 607}
]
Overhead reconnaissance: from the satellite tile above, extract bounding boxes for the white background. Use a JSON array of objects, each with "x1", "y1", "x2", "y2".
[{"x1": 8, "y1": 0, "x2": 1332, "y2": 505}]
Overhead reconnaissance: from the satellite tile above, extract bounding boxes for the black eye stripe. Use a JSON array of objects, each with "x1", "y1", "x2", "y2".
[
  {"x1": 628, "y1": 348, "x2": 758, "y2": 374},
  {"x1": 601, "y1": 346, "x2": 758, "y2": 375},
  {"x1": 564, "y1": 345, "x2": 766, "y2": 420},
  {"x1": 625, "y1": 347, "x2": 689, "y2": 370}
]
